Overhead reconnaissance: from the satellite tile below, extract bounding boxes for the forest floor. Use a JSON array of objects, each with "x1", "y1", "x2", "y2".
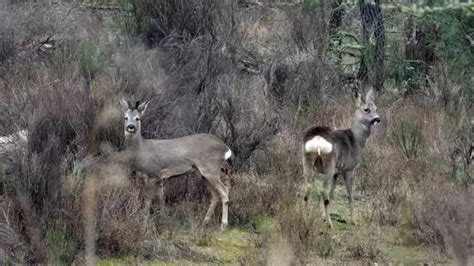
[{"x1": 97, "y1": 185, "x2": 451, "y2": 265}]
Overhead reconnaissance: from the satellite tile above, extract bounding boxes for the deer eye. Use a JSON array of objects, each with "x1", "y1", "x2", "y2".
[
  {"x1": 364, "y1": 107, "x2": 370, "y2": 113},
  {"x1": 135, "y1": 117, "x2": 140, "y2": 121},
  {"x1": 124, "y1": 117, "x2": 127, "y2": 120}
]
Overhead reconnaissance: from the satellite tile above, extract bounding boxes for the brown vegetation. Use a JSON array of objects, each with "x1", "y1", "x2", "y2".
[{"x1": 0, "y1": 0, "x2": 472, "y2": 264}]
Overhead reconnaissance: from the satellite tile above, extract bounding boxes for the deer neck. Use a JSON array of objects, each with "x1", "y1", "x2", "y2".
[
  {"x1": 350, "y1": 121, "x2": 371, "y2": 148},
  {"x1": 125, "y1": 133, "x2": 144, "y2": 151}
]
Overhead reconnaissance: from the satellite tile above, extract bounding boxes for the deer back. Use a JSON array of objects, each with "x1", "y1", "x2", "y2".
[{"x1": 131, "y1": 134, "x2": 229, "y2": 178}]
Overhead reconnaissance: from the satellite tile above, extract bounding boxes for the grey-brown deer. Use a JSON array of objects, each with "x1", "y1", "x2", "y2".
[
  {"x1": 302, "y1": 89, "x2": 380, "y2": 228},
  {"x1": 120, "y1": 99, "x2": 233, "y2": 230}
]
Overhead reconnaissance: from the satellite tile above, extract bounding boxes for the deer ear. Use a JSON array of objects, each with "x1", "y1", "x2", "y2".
[
  {"x1": 365, "y1": 88, "x2": 376, "y2": 103},
  {"x1": 119, "y1": 98, "x2": 129, "y2": 112},
  {"x1": 137, "y1": 101, "x2": 149, "y2": 115},
  {"x1": 352, "y1": 88, "x2": 363, "y2": 107}
]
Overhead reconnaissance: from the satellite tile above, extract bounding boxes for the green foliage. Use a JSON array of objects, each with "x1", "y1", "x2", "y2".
[
  {"x1": 119, "y1": 0, "x2": 133, "y2": 12},
  {"x1": 382, "y1": 3, "x2": 472, "y2": 96},
  {"x1": 107, "y1": 0, "x2": 155, "y2": 39},
  {"x1": 360, "y1": 42, "x2": 376, "y2": 70},
  {"x1": 330, "y1": 30, "x2": 363, "y2": 75},
  {"x1": 392, "y1": 120, "x2": 423, "y2": 159},
  {"x1": 314, "y1": 231, "x2": 335, "y2": 258},
  {"x1": 388, "y1": 56, "x2": 426, "y2": 94},
  {"x1": 308, "y1": 179, "x2": 324, "y2": 202},
  {"x1": 45, "y1": 225, "x2": 74, "y2": 264},
  {"x1": 48, "y1": 39, "x2": 101, "y2": 83},
  {"x1": 385, "y1": 18, "x2": 422, "y2": 94},
  {"x1": 0, "y1": 31, "x2": 15, "y2": 64},
  {"x1": 383, "y1": 2, "x2": 472, "y2": 17},
  {"x1": 330, "y1": 29, "x2": 376, "y2": 80},
  {"x1": 451, "y1": 153, "x2": 470, "y2": 184},
  {"x1": 418, "y1": 9, "x2": 473, "y2": 82},
  {"x1": 451, "y1": 165, "x2": 465, "y2": 183},
  {"x1": 72, "y1": 161, "x2": 85, "y2": 179},
  {"x1": 302, "y1": 0, "x2": 320, "y2": 14},
  {"x1": 46, "y1": 40, "x2": 79, "y2": 77},
  {"x1": 64, "y1": 161, "x2": 86, "y2": 195},
  {"x1": 78, "y1": 41, "x2": 101, "y2": 81}
]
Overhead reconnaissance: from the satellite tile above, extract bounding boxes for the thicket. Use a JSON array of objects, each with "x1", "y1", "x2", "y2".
[{"x1": 0, "y1": 0, "x2": 472, "y2": 264}]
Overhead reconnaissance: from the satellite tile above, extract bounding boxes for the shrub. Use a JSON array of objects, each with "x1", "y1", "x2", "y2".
[
  {"x1": 0, "y1": 31, "x2": 15, "y2": 66},
  {"x1": 359, "y1": 147, "x2": 404, "y2": 226},
  {"x1": 391, "y1": 119, "x2": 423, "y2": 159},
  {"x1": 131, "y1": 0, "x2": 237, "y2": 47},
  {"x1": 276, "y1": 198, "x2": 327, "y2": 259},
  {"x1": 0, "y1": 222, "x2": 29, "y2": 264},
  {"x1": 411, "y1": 185, "x2": 474, "y2": 265},
  {"x1": 79, "y1": 41, "x2": 102, "y2": 84},
  {"x1": 388, "y1": 55, "x2": 427, "y2": 94},
  {"x1": 229, "y1": 174, "x2": 282, "y2": 226},
  {"x1": 1, "y1": 0, "x2": 472, "y2": 263},
  {"x1": 46, "y1": 40, "x2": 80, "y2": 80},
  {"x1": 418, "y1": 9, "x2": 473, "y2": 83},
  {"x1": 349, "y1": 239, "x2": 382, "y2": 262},
  {"x1": 45, "y1": 225, "x2": 74, "y2": 264},
  {"x1": 94, "y1": 185, "x2": 153, "y2": 257}
]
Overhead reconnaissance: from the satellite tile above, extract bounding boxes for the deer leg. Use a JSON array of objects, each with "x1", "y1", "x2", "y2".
[
  {"x1": 203, "y1": 181, "x2": 219, "y2": 225},
  {"x1": 302, "y1": 157, "x2": 314, "y2": 202},
  {"x1": 343, "y1": 170, "x2": 355, "y2": 225},
  {"x1": 322, "y1": 179, "x2": 335, "y2": 229},
  {"x1": 330, "y1": 174, "x2": 338, "y2": 199},
  {"x1": 142, "y1": 175, "x2": 156, "y2": 213},
  {"x1": 207, "y1": 179, "x2": 229, "y2": 230},
  {"x1": 215, "y1": 181, "x2": 229, "y2": 230},
  {"x1": 200, "y1": 166, "x2": 230, "y2": 230},
  {"x1": 159, "y1": 168, "x2": 181, "y2": 217},
  {"x1": 159, "y1": 180, "x2": 166, "y2": 216},
  {"x1": 302, "y1": 150, "x2": 316, "y2": 202},
  {"x1": 322, "y1": 161, "x2": 336, "y2": 229}
]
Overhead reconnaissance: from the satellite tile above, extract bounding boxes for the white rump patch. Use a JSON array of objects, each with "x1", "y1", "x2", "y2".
[
  {"x1": 224, "y1": 149, "x2": 232, "y2": 160},
  {"x1": 305, "y1": 136, "x2": 333, "y2": 155}
]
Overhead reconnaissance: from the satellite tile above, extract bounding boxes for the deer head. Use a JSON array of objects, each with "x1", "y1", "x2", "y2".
[
  {"x1": 119, "y1": 99, "x2": 149, "y2": 138},
  {"x1": 353, "y1": 88, "x2": 381, "y2": 127}
]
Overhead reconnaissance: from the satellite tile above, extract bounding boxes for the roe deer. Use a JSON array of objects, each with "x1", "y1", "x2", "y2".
[
  {"x1": 302, "y1": 89, "x2": 380, "y2": 228},
  {"x1": 120, "y1": 99, "x2": 233, "y2": 230}
]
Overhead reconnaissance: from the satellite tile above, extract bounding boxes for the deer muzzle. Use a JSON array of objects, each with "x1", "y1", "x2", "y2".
[
  {"x1": 127, "y1": 124, "x2": 136, "y2": 133},
  {"x1": 371, "y1": 117, "x2": 381, "y2": 125}
]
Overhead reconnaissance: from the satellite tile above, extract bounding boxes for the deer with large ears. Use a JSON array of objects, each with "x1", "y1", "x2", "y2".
[
  {"x1": 119, "y1": 99, "x2": 233, "y2": 230},
  {"x1": 302, "y1": 88, "x2": 381, "y2": 228}
]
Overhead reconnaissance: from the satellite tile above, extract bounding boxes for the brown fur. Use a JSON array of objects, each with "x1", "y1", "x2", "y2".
[
  {"x1": 302, "y1": 89, "x2": 380, "y2": 228},
  {"x1": 120, "y1": 99, "x2": 232, "y2": 230}
]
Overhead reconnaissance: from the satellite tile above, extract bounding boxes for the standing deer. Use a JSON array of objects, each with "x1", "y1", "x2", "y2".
[
  {"x1": 120, "y1": 99, "x2": 233, "y2": 230},
  {"x1": 302, "y1": 89, "x2": 380, "y2": 228}
]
